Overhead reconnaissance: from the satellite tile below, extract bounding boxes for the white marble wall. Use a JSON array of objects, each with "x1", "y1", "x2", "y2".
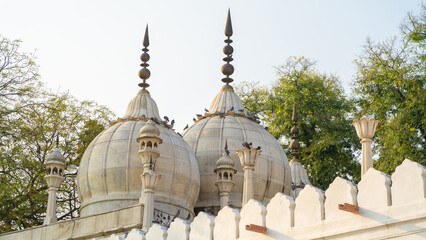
[
  {"x1": 95, "y1": 159, "x2": 426, "y2": 240},
  {"x1": 6, "y1": 159, "x2": 423, "y2": 240}
]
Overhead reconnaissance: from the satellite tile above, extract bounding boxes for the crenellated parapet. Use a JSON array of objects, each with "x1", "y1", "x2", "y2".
[{"x1": 95, "y1": 158, "x2": 425, "y2": 240}]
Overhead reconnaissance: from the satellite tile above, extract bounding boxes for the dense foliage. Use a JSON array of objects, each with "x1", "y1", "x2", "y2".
[
  {"x1": 237, "y1": 57, "x2": 360, "y2": 189},
  {"x1": 0, "y1": 36, "x2": 115, "y2": 233},
  {"x1": 236, "y1": 6, "x2": 425, "y2": 188},
  {"x1": 353, "y1": 5, "x2": 425, "y2": 173}
]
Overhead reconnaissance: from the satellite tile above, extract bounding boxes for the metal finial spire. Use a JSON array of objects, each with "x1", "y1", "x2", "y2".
[
  {"x1": 221, "y1": 9, "x2": 234, "y2": 85},
  {"x1": 138, "y1": 24, "x2": 151, "y2": 90},
  {"x1": 292, "y1": 103, "x2": 298, "y2": 122},
  {"x1": 56, "y1": 132, "x2": 59, "y2": 148},
  {"x1": 225, "y1": 9, "x2": 233, "y2": 37},
  {"x1": 290, "y1": 104, "x2": 300, "y2": 162}
]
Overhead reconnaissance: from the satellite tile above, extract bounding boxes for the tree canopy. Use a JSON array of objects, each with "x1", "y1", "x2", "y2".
[
  {"x1": 236, "y1": 5, "x2": 425, "y2": 188},
  {"x1": 0, "y1": 36, "x2": 115, "y2": 233},
  {"x1": 353, "y1": 4, "x2": 425, "y2": 173},
  {"x1": 237, "y1": 57, "x2": 360, "y2": 189}
]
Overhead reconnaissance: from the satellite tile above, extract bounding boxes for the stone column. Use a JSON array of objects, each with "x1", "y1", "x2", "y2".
[
  {"x1": 353, "y1": 116, "x2": 379, "y2": 177},
  {"x1": 141, "y1": 169, "x2": 160, "y2": 231},
  {"x1": 237, "y1": 143, "x2": 261, "y2": 206},
  {"x1": 43, "y1": 147, "x2": 66, "y2": 225},
  {"x1": 137, "y1": 120, "x2": 163, "y2": 231}
]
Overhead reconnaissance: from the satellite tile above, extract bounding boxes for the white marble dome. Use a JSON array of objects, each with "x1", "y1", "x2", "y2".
[
  {"x1": 183, "y1": 85, "x2": 292, "y2": 209},
  {"x1": 77, "y1": 90, "x2": 200, "y2": 217}
]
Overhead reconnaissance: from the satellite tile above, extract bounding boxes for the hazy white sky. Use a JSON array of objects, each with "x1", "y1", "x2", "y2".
[{"x1": 1, "y1": 0, "x2": 422, "y2": 132}]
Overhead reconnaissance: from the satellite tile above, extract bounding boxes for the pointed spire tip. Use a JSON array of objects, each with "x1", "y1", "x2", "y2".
[
  {"x1": 143, "y1": 24, "x2": 149, "y2": 48},
  {"x1": 292, "y1": 104, "x2": 298, "y2": 122},
  {"x1": 225, "y1": 9, "x2": 233, "y2": 37}
]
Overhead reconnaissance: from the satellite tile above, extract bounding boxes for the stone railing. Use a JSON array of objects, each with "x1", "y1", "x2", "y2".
[
  {"x1": 97, "y1": 159, "x2": 426, "y2": 240},
  {"x1": 0, "y1": 204, "x2": 143, "y2": 240}
]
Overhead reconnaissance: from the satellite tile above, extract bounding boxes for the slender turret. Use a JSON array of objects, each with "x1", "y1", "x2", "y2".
[
  {"x1": 44, "y1": 134, "x2": 66, "y2": 225},
  {"x1": 214, "y1": 140, "x2": 237, "y2": 209}
]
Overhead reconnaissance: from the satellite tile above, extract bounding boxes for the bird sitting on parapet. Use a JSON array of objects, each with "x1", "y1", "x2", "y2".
[
  {"x1": 242, "y1": 142, "x2": 252, "y2": 149},
  {"x1": 196, "y1": 114, "x2": 203, "y2": 120},
  {"x1": 163, "y1": 116, "x2": 169, "y2": 122},
  {"x1": 193, "y1": 118, "x2": 196, "y2": 123},
  {"x1": 169, "y1": 119, "x2": 175, "y2": 129},
  {"x1": 256, "y1": 146, "x2": 261, "y2": 151},
  {"x1": 183, "y1": 124, "x2": 189, "y2": 130},
  {"x1": 204, "y1": 108, "x2": 209, "y2": 112},
  {"x1": 204, "y1": 207, "x2": 214, "y2": 215},
  {"x1": 238, "y1": 109, "x2": 244, "y2": 112},
  {"x1": 219, "y1": 114, "x2": 225, "y2": 118},
  {"x1": 150, "y1": 117, "x2": 159, "y2": 124}
]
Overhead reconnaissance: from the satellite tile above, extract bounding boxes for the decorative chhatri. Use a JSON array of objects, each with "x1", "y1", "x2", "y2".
[
  {"x1": 139, "y1": 25, "x2": 151, "y2": 90},
  {"x1": 221, "y1": 9, "x2": 234, "y2": 85}
]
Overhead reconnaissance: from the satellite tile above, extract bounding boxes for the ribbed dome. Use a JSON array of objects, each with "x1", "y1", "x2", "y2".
[
  {"x1": 183, "y1": 85, "x2": 291, "y2": 209},
  {"x1": 46, "y1": 147, "x2": 66, "y2": 164},
  {"x1": 77, "y1": 90, "x2": 200, "y2": 218},
  {"x1": 290, "y1": 160, "x2": 310, "y2": 186},
  {"x1": 122, "y1": 90, "x2": 161, "y2": 120},
  {"x1": 207, "y1": 85, "x2": 246, "y2": 115},
  {"x1": 139, "y1": 120, "x2": 161, "y2": 137},
  {"x1": 216, "y1": 154, "x2": 235, "y2": 169}
]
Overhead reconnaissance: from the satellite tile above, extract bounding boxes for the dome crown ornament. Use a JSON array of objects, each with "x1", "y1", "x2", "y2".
[
  {"x1": 288, "y1": 104, "x2": 310, "y2": 198},
  {"x1": 221, "y1": 9, "x2": 234, "y2": 85},
  {"x1": 138, "y1": 24, "x2": 151, "y2": 91}
]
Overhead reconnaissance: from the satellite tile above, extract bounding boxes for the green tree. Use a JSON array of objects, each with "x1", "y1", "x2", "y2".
[
  {"x1": 0, "y1": 36, "x2": 40, "y2": 139},
  {"x1": 0, "y1": 36, "x2": 115, "y2": 233},
  {"x1": 353, "y1": 6, "x2": 425, "y2": 174},
  {"x1": 236, "y1": 57, "x2": 360, "y2": 189}
]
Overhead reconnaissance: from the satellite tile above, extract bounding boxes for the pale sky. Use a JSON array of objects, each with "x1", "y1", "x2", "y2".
[{"x1": 1, "y1": 0, "x2": 422, "y2": 132}]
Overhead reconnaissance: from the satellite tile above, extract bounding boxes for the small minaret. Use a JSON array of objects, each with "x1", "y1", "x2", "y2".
[
  {"x1": 44, "y1": 135, "x2": 66, "y2": 225},
  {"x1": 135, "y1": 25, "x2": 162, "y2": 174},
  {"x1": 137, "y1": 120, "x2": 162, "y2": 231},
  {"x1": 137, "y1": 119, "x2": 163, "y2": 173},
  {"x1": 289, "y1": 104, "x2": 310, "y2": 198},
  {"x1": 353, "y1": 116, "x2": 379, "y2": 177},
  {"x1": 237, "y1": 142, "x2": 261, "y2": 206},
  {"x1": 214, "y1": 140, "x2": 237, "y2": 209}
]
